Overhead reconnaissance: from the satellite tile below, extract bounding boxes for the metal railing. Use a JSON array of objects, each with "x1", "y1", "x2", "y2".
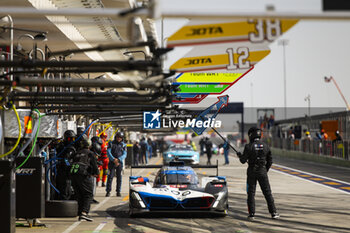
[{"x1": 268, "y1": 137, "x2": 349, "y2": 160}]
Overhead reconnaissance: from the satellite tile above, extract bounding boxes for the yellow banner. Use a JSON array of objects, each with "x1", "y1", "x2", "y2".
[
  {"x1": 170, "y1": 49, "x2": 270, "y2": 72},
  {"x1": 167, "y1": 19, "x2": 298, "y2": 46},
  {"x1": 176, "y1": 73, "x2": 242, "y2": 83}
]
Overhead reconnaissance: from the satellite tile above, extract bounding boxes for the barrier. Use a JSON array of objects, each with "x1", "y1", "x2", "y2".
[{"x1": 266, "y1": 137, "x2": 350, "y2": 161}]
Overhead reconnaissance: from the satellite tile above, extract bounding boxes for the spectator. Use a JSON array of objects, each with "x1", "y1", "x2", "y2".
[
  {"x1": 159, "y1": 138, "x2": 165, "y2": 156},
  {"x1": 305, "y1": 131, "x2": 311, "y2": 140},
  {"x1": 321, "y1": 129, "x2": 329, "y2": 140},
  {"x1": 147, "y1": 138, "x2": 153, "y2": 159},
  {"x1": 223, "y1": 140, "x2": 230, "y2": 165},
  {"x1": 333, "y1": 130, "x2": 342, "y2": 142},
  {"x1": 288, "y1": 127, "x2": 295, "y2": 140},
  {"x1": 332, "y1": 130, "x2": 343, "y2": 157},
  {"x1": 315, "y1": 132, "x2": 323, "y2": 154},
  {"x1": 139, "y1": 138, "x2": 148, "y2": 164},
  {"x1": 199, "y1": 137, "x2": 205, "y2": 156},
  {"x1": 132, "y1": 141, "x2": 140, "y2": 166},
  {"x1": 315, "y1": 132, "x2": 322, "y2": 140},
  {"x1": 205, "y1": 137, "x2": 213, "y2": 165},
  {"x1": 152, "y1": 140, "x2": 158, "y2": 157},
  {"x1": 268, "y1": 115, "x2": 275, "y2": 129}
]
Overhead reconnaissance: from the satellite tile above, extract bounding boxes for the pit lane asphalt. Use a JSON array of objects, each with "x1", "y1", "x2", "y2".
[{"x1": 16, "y1": 153, "x2": 350, "y2": 233}]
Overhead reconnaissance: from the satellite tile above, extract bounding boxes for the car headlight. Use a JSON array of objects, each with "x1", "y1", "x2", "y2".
[
  {"x1": 213, "y1": 191, "x2": 225, "y2": 208},
  {"x1": 167, "y1": 154, "x2": 173, "y2": 158},
  {"x1": 132, "y1": 192, "x2": 146, "y2": 208}
]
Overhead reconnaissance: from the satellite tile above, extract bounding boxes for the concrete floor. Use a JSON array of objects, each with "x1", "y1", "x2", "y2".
[{"x1": 16, "y1": 153, "x2": 350, "y2": 233}]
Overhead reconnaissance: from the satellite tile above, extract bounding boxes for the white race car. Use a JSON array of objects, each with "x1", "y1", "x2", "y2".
[{"x1": 129, "y1": 161, "x2": 228, "y2": 216}]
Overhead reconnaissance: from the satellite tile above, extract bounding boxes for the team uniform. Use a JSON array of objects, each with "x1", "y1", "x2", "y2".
[
  {"x1": 105, "y1": 132, "x2": 127, "y2": 197},
  {"x1": 97, "y1": 139, "x2": 109, "y2": 186},
  {"x1": 70, "y1": 144, "x2": 99, "y2": 221},
  {"x1": 238, "y1": 127, "x2": 279, "y2": 220}
]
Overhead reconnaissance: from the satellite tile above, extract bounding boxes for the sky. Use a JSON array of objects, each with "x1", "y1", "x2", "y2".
[{"x1": 156, "y1": 0, "x2": 350, "y2": 111}]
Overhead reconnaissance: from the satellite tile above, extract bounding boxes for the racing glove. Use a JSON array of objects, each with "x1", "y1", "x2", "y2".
[{"x1": 266, "y1": 165, "x2": 271, "y2": 172}]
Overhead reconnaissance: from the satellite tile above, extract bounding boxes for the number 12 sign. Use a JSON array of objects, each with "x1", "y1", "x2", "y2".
[{"x1": 170, "y1": 42, "x2": 270, "y2": 73}]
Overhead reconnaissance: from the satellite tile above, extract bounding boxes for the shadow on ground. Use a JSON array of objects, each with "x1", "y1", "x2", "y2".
[{"x1": 101, "y1": 193, "x2": 350, "y2": 233}]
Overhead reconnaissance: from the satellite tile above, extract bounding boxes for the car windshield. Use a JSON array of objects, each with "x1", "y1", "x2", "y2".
[
  {"x1": 163, "y1": 170, "x2": 198, "y2": 185},
  {"x1": 169, "y1": 145, "x2": 193, "y2": 151}
]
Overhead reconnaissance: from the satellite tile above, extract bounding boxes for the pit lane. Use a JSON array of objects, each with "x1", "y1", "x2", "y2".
[{"x1": 16, "y1": 153, "x2": 350, "y2": 233}]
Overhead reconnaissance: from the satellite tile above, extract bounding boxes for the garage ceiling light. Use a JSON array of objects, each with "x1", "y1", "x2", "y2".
[
  {"x1": 28, "y1": 0, "x2": 105, "y2": 61},
  {"x1": 27, "y1": 0, "x2": 142, "y2": 83}
]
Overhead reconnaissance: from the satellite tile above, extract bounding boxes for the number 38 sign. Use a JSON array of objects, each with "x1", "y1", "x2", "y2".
[
  {"x1": 169, "y1": 19, "x2": 298, "y2": 73},
  {"x1": 167, "y1": 19, "x2": 298, "y2": 47}
]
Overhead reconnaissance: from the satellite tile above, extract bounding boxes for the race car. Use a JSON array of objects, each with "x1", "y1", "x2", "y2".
[
  {"x1": 129, "y1": 161, "x2": 228, "y2": 216},
  {"x1": 163, "y1": 144, "x2": 199, "y2": 165}
]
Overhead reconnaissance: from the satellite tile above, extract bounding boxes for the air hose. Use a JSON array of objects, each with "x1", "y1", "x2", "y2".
[
  {"x1": 97, "y1": 122, "x2": 112, "y2": 137},
  {"x1": 87, "y1": 121, "x2": 103, "y2": 137},
  {"x1": 107, "y1": 127, "x2": 119, "y2": 143},
  {"x1": 46, "y1": 160, "x2": 61, "y2": 194},
  {"x1": 86, "y1": 122, "x2": 111, "y2": 137},
  {"x1": 16, "y1": 109, "x2": 43, "y2": 170},
  {"x1": 37, "y1": 139, "x2": 53, "y2": 158},
  {"x1": 0, "y1": 104, "x2": 22, "y2": 158}
]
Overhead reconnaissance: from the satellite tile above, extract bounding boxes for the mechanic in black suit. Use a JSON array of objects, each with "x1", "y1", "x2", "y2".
[
  {"x1": 237, "y1": 127, "x2": 280, "y2": 220},
  {"x1": 55, "y1": 130, "x2": 76, "y2": 200}
]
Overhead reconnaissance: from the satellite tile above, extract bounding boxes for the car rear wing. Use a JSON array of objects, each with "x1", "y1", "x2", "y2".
[{"x1": 130, "y1": 160, "x2": 219, "y2": 176}]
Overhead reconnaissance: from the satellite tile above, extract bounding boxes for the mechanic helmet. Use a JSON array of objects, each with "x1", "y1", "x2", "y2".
[
  {"x1": 64, "y1": 130, "x2": 76, "y2": 142},
  {"x1": 248, "y1": 127, "x2": 261, "y2": 142},
  {"x1": 100, "y1": 132, "x2": 107, "y2": 139},
  {"x1": 115, "y1": 131, "x2": 124, "y2": 140},
  {"x1": 91, "y1": 136, "x2": 102, "y2": 155},
  {"x1": 78, "y1": 135, "x2": 90, "y2": 149}
]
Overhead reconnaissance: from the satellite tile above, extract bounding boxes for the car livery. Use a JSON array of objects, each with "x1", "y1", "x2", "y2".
[
  {"x1": 163, "y1": 144, "x2": 199, "y2": 165},
  {"x1": 129, "y1": 162, "x2": 228, "y2": 216}
]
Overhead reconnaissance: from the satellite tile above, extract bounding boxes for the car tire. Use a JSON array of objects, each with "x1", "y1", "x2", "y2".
[{"x1": 45, "y1": 200, "x2": 78, "y2": 217}]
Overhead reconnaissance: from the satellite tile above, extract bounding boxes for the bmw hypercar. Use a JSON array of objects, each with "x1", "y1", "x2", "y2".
[
  {"x1": 129, "y1": 162, "x2": 228, "y2": 216},
  {"x1": 163, "y1": 144, "x2": 199, "y2": 165}
]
